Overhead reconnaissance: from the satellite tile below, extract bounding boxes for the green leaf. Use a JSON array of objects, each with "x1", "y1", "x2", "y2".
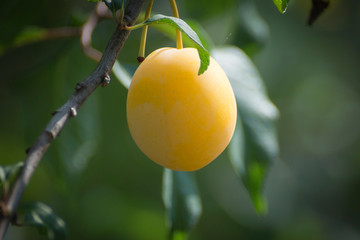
[
  {"x1": 13, "y1": 26, "x2": 47, "y2": 47},
  {"x1": 212, "y1": 46, "x2": 279, "y2": 215},
  {"x1": 273, "y1": 0, "x2": 289, "y2": 13},
  {"x1": 0, "y1": 162, "x2": 23, "y2": 184},
  {"x1": 150, "y1": 19, "x2": 214, "y2": 52},
  {"x1": 0, "y1": 26, "x2": 46, "y2": 56},
  {"x1": 101, "y1": 0, "x2": 129, "y2": 12},
  {"x1": 185, "y1": 20, "x2": 215, "y2": 52},
  {"x1": 112, "y1": 60, "x2": 132, "y2": 89},
  {"x1": 102, "y1": 0, "x2": 122, "y2": 11},
  {"x1": 234, "y1": 1, "x2": 270, "y2": 55},
  {"x1": 20, "y1": 202, "x2": 66, "y2": 240},
  {"x1": 162, "y1": 169, "x2": 202, "y2": 240},
  {"x1": 139, "y1": 14, "x2": 210, "y2": 75}
]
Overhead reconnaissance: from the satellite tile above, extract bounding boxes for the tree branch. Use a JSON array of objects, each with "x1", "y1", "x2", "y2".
[
  {"x1": 0, "y1": 0, "x2": 146, "y2": 238},
  {"x1": 81, "y1": 4, "x2": 102, "y2": 62}
]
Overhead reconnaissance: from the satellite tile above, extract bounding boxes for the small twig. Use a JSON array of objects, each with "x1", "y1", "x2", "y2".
[
  {"x1": 96, "y1": 2, "x2": 114, "y2": 19},
  {"x1": 43, "y1": 27, "x2": 81, "y2": 40},
  {"x1": 0, "y1": 0, "x2": 146, "y2": 239},
  {"x1": 0, "y1": 3, "x2": 113, "y2": 57},
  {"x1": 0, "y1": 27, "x2": 81, "y2": 56},
  {"x1": 81, "y1": 3, "x2": 122, "y2": 64},
  {"x1": 81, "y1": 4, "x2": 102, "y2": 62}
]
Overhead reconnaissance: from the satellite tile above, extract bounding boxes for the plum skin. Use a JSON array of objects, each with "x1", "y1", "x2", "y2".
[{"x1": 126, "y1": 47, "x2": 237, "y2": 171}]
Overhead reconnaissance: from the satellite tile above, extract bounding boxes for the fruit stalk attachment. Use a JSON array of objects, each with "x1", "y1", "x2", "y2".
[
  {"x1": 169, "y1": 0, "x2": 183, "y2": 49},
  {"x1": 138, "y1": 0, "x2": 154, "y2": 62}
]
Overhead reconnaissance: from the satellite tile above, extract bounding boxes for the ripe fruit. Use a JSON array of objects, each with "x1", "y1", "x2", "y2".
[{"x1": 127, "y1": 47, "x2": 237, "y2": 171}]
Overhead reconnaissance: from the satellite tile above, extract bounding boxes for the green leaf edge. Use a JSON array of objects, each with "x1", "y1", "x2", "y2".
[
  {"x1": 20, "y1": 202, "x2": 66, "y2": 240},
  {"x1": 140, "y1": 14, "x2": 210, "y2": 75},
  {"x1": 228, "y1": 118, "x2": 269, "y2": 216},
  {"x1": 162, "y1": 169, "x2": 202, "y2": 240},
  {"x1": 272, "y1": 0, "x2": 289, "y2": 14},
  {"x1": 0, "y1": 162, "x2": 24, "y2": 186},
  {"x1": 212, "y1": 46, "x2": 279, "y2": 216}
]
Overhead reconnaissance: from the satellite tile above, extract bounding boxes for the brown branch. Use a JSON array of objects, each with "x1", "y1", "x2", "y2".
[
  {"x1": 0, "y1": 0, "x2": 146, "y2": 238},
  {"x1": 81, "y1": 2, "x2": 128, "y2": 62},
  {"x1": 43, "y1": 27, "x2": 82, "y2": 40},
  {"x1": 81, "y1": 4, "x2": 102, "y2": 62},
  {"x1": 96, "y1": 2, "x2": 115, "y2": 19}
]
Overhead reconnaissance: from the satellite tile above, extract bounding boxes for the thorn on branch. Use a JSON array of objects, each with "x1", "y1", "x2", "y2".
[
  {"x1": 75, "y1": 82, "x2": 87, "y2": 91},
  {"x1": 45, "y1": 129, "x2": 57, "y2": 140},
  {"x1": 70, "y1": 107, "x2": 77, "y2": 117},
  {"x1": 51, "y1": 110, "x2": 58, "y2": 116},
  {"x1": 25, "y1": 147, "x2": 31, "y2": 154},
  {"x1": 102, "y1": 74, "x2": 111, "y2": 87}
]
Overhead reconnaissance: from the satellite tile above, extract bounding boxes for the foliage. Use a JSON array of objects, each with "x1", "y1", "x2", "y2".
[
  {"x1": 1, "y1": 0, "x2": 359, "y2": 240},
  {"x1": 89, "y1": 0, "x2": 129, "y2": 11},
  {"x1": 212, "y1": 46, "x2": 279, "y2": 214},
  {"x1": 18, "y1": 202, "x2": 66, "y2": 240},
  {"x1": 272, "y1": 0, "x2": 289, "y2": 13},
  {"x1": 131, "y1": 14, "x2": 210, "y2": 74},
  {"x1": 162, "y1": 170, "x2": 201, "y2": 240},
  {"x1": 0, "y1": 162, "x2": 23, "y2": 186}
]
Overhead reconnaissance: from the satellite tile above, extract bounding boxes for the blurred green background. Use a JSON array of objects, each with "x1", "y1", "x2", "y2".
[{"x1": 1, "y1": 0, "x2": 360, "y2": 239}]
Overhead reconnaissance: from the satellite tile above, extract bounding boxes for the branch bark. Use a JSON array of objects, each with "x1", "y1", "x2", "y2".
[{"x1": 0, "y1": 0, "x2": 146, "y2": 238}]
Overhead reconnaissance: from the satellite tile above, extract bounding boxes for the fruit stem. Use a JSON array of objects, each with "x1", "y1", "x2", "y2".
[
  {"x1": 138, "y1": 0, "x2": 154, "y2": 62},
  {"x1": 169, "y1": 0, "x2": 183, "y2": 49}
]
